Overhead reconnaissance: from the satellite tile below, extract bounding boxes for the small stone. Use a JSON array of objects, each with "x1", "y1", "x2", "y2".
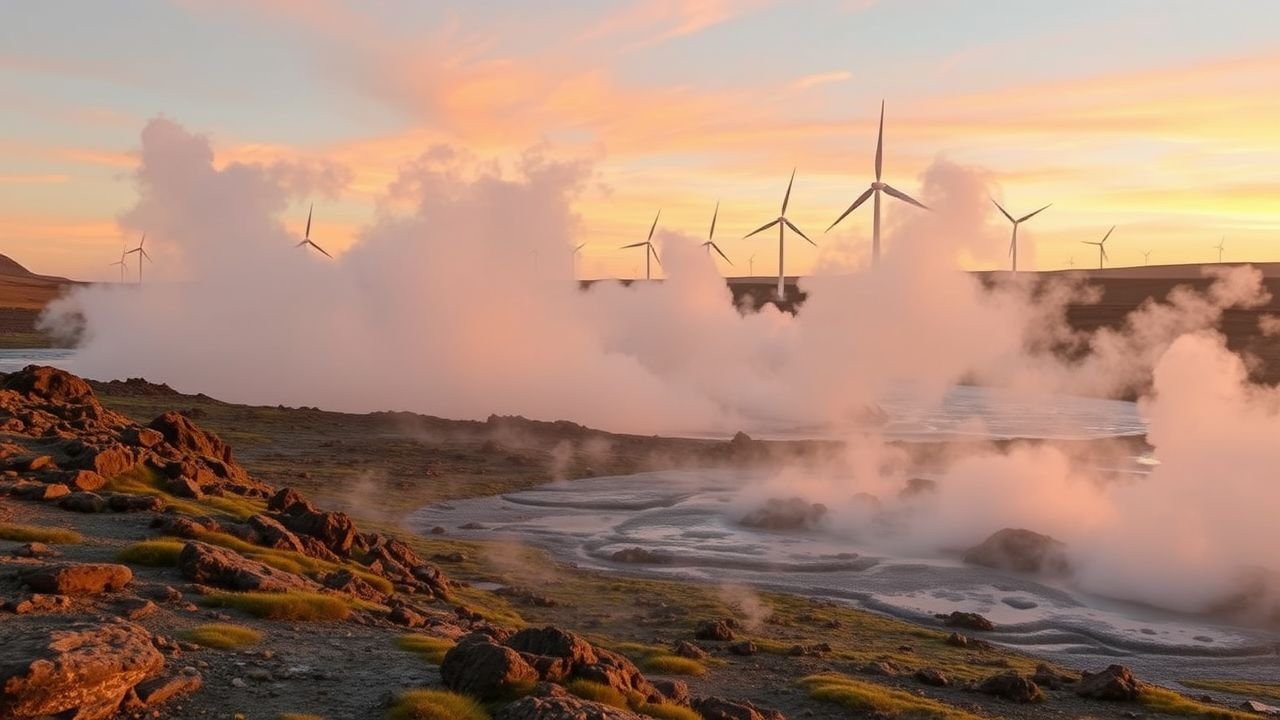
[{"x1": 230, "y1": 677, "x2": 247, "y2": 688}]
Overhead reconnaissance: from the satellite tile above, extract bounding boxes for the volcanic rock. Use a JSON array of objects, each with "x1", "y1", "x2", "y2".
[
  {"x1": 21, "y1": 563, "x2": 132, "y2": 595},
  {"x1": 1075, "y1": 665, "x2": 1142, "y2": 701},
  {"x1": 494, "y1": 694, "x2": 645, "y2": 719},
  {"x1": 506, "y1": 626, "x2": 598, "y2": 667},
  {"x1": 694, "y1": 619, "x2": 736, "y2": 641},
  {"x1": 692, "y1": 696, "x2": 788, "y2": 720},
  {"x1": 176, "y1": 541, "x2": 318, "y2": 592},
  {"x1": 3, "y1": 366, "x2": 96, "y2": 405},
  {"x1": 59, "y1": 491, "x2": 107, "y2": 513},
  {"x1": 440, "y1": 638, "x2": 540, "y2": 699},
  {"x1": 673, "y1": 640, "x2": 708, "y2": 659},
  {"x1": 610, "y1": 546, "x2": 671, "y2": 564},
  {"x1": 977, "y1": 673, "x2": 1044, "y2": 703},
  {"x1": 964, "y1": 528, "x2": 1071, "y2": 575},
  {"x1": 939, "y1": 611, "x2": 995, "y2": 632},
  {"x1": 247, "y1": 514, "x2": 307, "y2": 554},
  {"x1": 738, "y1": 497, "x2": 828, "y2": 530},
  {"x1": 916, "y1": 668, "x2": 952, "y2": 687}
]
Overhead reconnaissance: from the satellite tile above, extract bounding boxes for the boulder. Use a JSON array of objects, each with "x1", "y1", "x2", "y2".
[
  {"x1": 6, "y1": 593, "x2": 74, "y2": 615},
  {"x1": 939, "y1": 611, "x2": 995, "y2": 632},
  {"x1": 16, "y1": 482, "x2": 70, "y2": 501},
  {"x1": 440, "y1": 639, "x2": 540, "y2": 699},
  {"x1": 692, "y1": 696, "x2": 788, "y2": 720},
  {"x1": 653, "y1": 678, "x2": 690, "y2": 705},
  {"x1": 575, "y1": 647, "x2": 659, "y2": 701},
  {"x1": 322, "y1": 569, "x2": 388, "y2": 604},
  {"x1": 66, "y1": 470, "x2": 107, "y2": 492},
  {"x1": 22, "y1": 563, "x2": 132, "y2": 595},
  {"x1": 78, "y1": 445, "x2": 137, "y2": 479},
  {"x1": 977, "y1": 673, "x2": 1044, "y2": 703},
  {"x1": 610, "y1": 547, "x2": 671, "y2": 564},
  {"x1": 1033, "y1": 664, "x2": 1076, "y2": 690},
  {"x1": 128, "y1": 673, "x2": 201, "y2": 708},
  {"x1": 916, "y1": 668, "x2": 951, "y2": 687},
  {"x1": 106, "y1": 493, "x2": 166, "y2": 513},
  {"x1": 673, "y1": 640, "x2": 708, "y2": 660},
  {"x1": 276, "y1": 507, "x2": 358, "y2": 556},
  {"x1": 165, "y1": 476, "x2": 203, "y2": 499},
  {"x1": 505, "y1": 626, "x2": 598, "y2": 668},
  {"x1": 176, "y1": 541, "x2": 318, "y2": 593},
  {"x1": 148, "y1": 411, "x2": 233, "y2": 463},
  {"x1": 729, "y1": 641, "x2": 758, "y2": 656},
  {"x1": 494, "y1": 694, "x2": 644, "y2": 719},
  {"x1": 0, "y1": 620, "x2": 164, "y2": 720},
  {"x1": 738, "y1": 497, "x2": 827, "y2": 530},
  {"x1": 3, "y1": 366, "x2": 96, "y2": 405},
  {"x1": 59, "y1": 492, "x2": 107, "y2": 513},
  {"x1": 963, "y1": 528, "x2": 1071, "y2": 575},
  {"x1": 694, "y1": 619, "x2": 736, "y2": 641},
  {"x1": 1075, "y1": 665, "x2": 1141, "y2": 701},
  {"x1": 247, "y1": 514, "x2": 307, "y2": 554}
]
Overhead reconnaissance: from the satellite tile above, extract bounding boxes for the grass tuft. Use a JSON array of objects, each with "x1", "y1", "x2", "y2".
[
  {"x1": 565, "y1": 680, "x2": 630, "y2": 709},
  {"x1": 386, "y1": 689, "x2": 489, "y2": 720},
  {"x1": 106, "y1": 466, "x2": 265, "y2": 520},
  {"x1": 396, "y1": 635, "x2": 455, "y2": 665},
  {"x1": 1181, "y1": 680, "x2": 1280, "y2": 704},
  {"x1": 636, "y1": 704, "x2": 701, "y2": 720},
  {"x1": 206, "y1": 591, "x2": 351, "y2": 621},
  {"x1": 1141, "y1": 687, "x2": 1258, "y2": 720},
  {"x1": 800, "y1": 674, "x2": 983, "y2": 720},
  {"x1": 0, "y1": 522, "x2": 82, "y2": 544},
  {"x1": 194, "y1": 530, "x2": 394, "y2": 596},
  {"x1": 183, "y1": 623, "x2": 263, "y2": 650},
  {"x1": 116, "y1": 539, "x2": 185, "y2": 566},
  {"x1": 639, "y1": 655, "x2": 706, "y2": 677}
]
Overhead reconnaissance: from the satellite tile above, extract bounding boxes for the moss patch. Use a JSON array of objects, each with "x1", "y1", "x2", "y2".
[
  {"x1": 205, "y1": 591, "x2": 352, "y2": 621},
  {"x1": 395, "y1": 635, "x2": 455, "y2": 665},
  {"x1": 0, "y1": 522, "x2": 82, "y2": 544},
  {"x1": 1181, "y1": 680, "x2": 1280, "y2": 704},
  {"x1": 386, "y1": 689, "x2": 489, "y2": 720},
  {"x1": 800, "y1": 674, "x2": 983, "y2": 720},
  {"x1": 116, "y1": 539, "x2": 185, "y2": 566},
  {"x1": 1142, "y1": 687, "x2": 1259, "y2": 719},
  {"x1": 183, "y1": 623, "x2": 263, "y2": 650}
]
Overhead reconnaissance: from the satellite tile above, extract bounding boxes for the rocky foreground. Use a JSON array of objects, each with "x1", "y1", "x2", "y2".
[{"x1": 1, "y1": 366, "x2": 1277, "y2": 720}]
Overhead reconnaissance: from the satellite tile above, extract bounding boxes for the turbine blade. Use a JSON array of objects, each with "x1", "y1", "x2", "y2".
[
  {"x1": 711, "y1": 242, "x2": 733, "y2": 265},
  {"x1": 1017, "y1": 203, "x2": 1052, "y2": 223},
  {"x1": 648, "y1": 210, "x2": 661, "y2": 242},
  {"x1": 620, "y1": 241, "x2": 648, "y2": 249},
  {"x1": 139, "y1": 232, "x2": 146, "y2": 248},
  {"x1": 709, "y1": 200, "x2": 719, "y2": 240},
  {"x1": 744, "y1": 219, "x2": 780, "y2": 239},
  {"x1": 311, "y1": 242, "x2": 333, "y2": 259},
  {"x1": 882, "y1": 184, "x2": 928, "y2": 210},
  {"x1": 649, "y1": 245, "x2": 662, "y2": 267},
  {"x1": 991, "y1": 199, "x2": 1015, "y2": 224},
  {"x1": 783, "y1": 218, "x2": 815, "y2": 246},
  {"x1": 1102, "y1": 247, "x2": 1109, "y2": 261},
  {"x1": 782, "y1": 168, "x2": 796, "y2": 215},
  {"x1": 826, "y1": 187, "x2": 875, "y2": 232},
  {"x1": 1100, "y1": 225, "x2": 1115, "y2": 244},
  {"x1": 875, "y1": 99, "x2": 884, "y2": 181},
  {"x1": 305, "y1": 204, "x2": 313, "y2": 240},
  {"x1": 141, "y1": 249, "x2": 152, "y2": 262},
  {"x1": 575, "y1": 243, "x2": 586, "y2": 252},
  {"x1": 296, "y1": 240, "x2": 309, "y2": 248}
]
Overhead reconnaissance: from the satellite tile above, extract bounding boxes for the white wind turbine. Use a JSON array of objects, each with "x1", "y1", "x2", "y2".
[
  {"x1": 745, "y1": 169, "x2": 813, "y2": 299},
  {"x1": 296, "y1": 204, "x2": 332, "y2": 258},
  {"x1": 1215, "y1": 237, "x2": 1225, "y2": 263},
  {"x1": 124, "y1": 234, "x2": 152, "y2": 284},
  {"x1": 109, "y1": 242, "x2": 128, "y2": 283},
  {"x1": 748, "y1": 253, "x2": 756, "y2": 277},
  {"x1": 700, "y1": 202, "x2": 732, "y2": 268},
  {"x1": 1082, "y1": 226, "x2": 1115, "y2": 269},
  {"x1": 1142, "y1": 249, "x2": 1152, "y2": 265},
  {"x1": 621, "y1": 211, "x2": 662, "y2": 280},
  {"x1": 825, "y1": 101, "x2": 927, "y2": 265},
  {"x1": 992, "y1": 200, "x2": 1051, "y2": 273}
]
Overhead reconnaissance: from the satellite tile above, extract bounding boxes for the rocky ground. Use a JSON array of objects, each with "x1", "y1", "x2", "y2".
[{"x1": 1, "y1": 366, "x2": 1277, "y2": 720}]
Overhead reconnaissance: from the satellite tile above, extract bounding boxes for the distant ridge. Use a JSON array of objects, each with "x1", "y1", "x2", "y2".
[{"x1": 0, "y1": 253, "x2": 72, "y2": 283}]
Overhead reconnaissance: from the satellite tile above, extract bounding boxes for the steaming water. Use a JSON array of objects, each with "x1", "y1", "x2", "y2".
[
  {"x1": 0, "y1": 349, "x2": 76, "y2": 374},
  {"x1": 409, "y1": 469, "x2": 1279, "y2": 685}
]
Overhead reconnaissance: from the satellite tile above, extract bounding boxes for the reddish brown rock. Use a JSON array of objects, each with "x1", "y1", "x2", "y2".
[
  {"x1": 978, "y1": 673, "x2": 1045, "y2": 703},
  {"x1": 21, "y1": 563, "x2": 132, "y2": 595},
  {"x1": 1076, "y1": 665, "x2": 1142, "y2": 701},
  {"x1": 66, "y1": 470, "x2": 107, "y2": 492},
  {"x1": 3, "y1": 366, "x2": 96, "y2": 405},
  {"x1": 148, "y1": 411, "x2": 233, "y2": 463},
  {"x1": 692, "y1": 696, "x2": 788, "y2": 720},
  {"x1": 247, "y1": 514, "x2": 307, "y2": 554},
  {"x1": 440, "y1": 638, "x2": 540, "y2": 699},
  {"x1": 495, "y1": 694, "x2": 644, "y2": 719},
  {"x1": 176, "y1": 541, "x2": 318, "y2": 593}
]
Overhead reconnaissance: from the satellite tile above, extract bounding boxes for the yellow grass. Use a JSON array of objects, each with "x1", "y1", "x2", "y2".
[
  {"x1": 565, "y1": 680, "x2": 631, "y2": 709},
  {"x1": 800, "y1": 674, "x2": 984, "y2": 720},
  {"x1": 0, "y1": 522, "x2": 82, "y2": 544},
  {"x1": 639, "y1": 655, "x2": 706, "y2": 677},
  {"x1": 195, "y1": 530, "x2": 394, "y2": 595},
  {"x1": 205, "y1": 591, "x2": 351, "y2": 621},
  {"x1": 1141, "y1": 687, "x2": 1259, "y2": 720},
  {"x1": 395, "y1": 635, "x2": 455, "y2": 665},
  {"x1": 1181, "y1": 680, "x2": 1280, "y2": 703},
  {"x1": 116, "y1": 539, "x2": 185, "y2": 566},
  {"x1": 183, "y1": 623, "x2": 263, "y2": 650},
  {"x1": 636, "y1": 705, "x2": 701, "y2": 720},
  {"x1": 106, "y1": 466, "x2": 264, "y2": 520},
  {"x1": 386, "y1": 689, "x2": 489, "y2": 720}
]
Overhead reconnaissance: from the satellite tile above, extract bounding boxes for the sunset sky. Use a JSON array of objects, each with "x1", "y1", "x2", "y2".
[{"x1": 2, "y1": 0, "x2": 1279, "y2": 280}]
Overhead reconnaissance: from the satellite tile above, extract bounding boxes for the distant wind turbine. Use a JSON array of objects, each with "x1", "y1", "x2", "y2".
[
  {"x1": 124, "y1": 234, "x2": 151, "y2": 284},
  {"x1": 748, "y1": 253, "x2": 756, "y2": 276},
  {"x1": 620, "y1": 211, "x2": 662, "y2": 280},
  {"x1": 296, "y1": 204, "x2": 332, "y2": 258},
  {"x1": 572, "y1": 243, "x2": 586, "y2": 279},
  {"x1": 992, "y1": 200, "x2": 1051, "y2": 273},
  {"x1": 1082, "y1": 226, "x2": 1115, "y2": 269},
  {"x1": 825, "y1": 101, "x2": 927, "y2": 266},
  {"x1": 109, "y1": 243, "x2": 128, "y2": 283},
  {"x1": 1067, "y1": 256, "x2": 1075, "y2": 269},
  {"x1": 1142, "y1": 249, "x2": 1152, "y2": 265},
  {"x1": 1215, "y1": 237, "x2": 1225, "y2": 263},
  {"x1": 745, "y1": 169, "x2": 813, "y2": 299},
  {"x1": 700, "y1": 202, "x2": 733, "y2": 267}
]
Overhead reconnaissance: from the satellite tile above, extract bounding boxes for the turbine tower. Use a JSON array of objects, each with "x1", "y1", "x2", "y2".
[
  {"x1": 296, "y1": 204, "x2": 333, "y2": 258},
  {"x1": 825, "y1": 101, "x2": 927, "y2": 266},
  {"x1": 1142, "y1": 249, "x2": 1152, "y2": 265},
  {"x1": 700, "y1": 202, "x2": 733, "y2": 267},
  {"x1": 109, "y1": 243, "x2": 128, "y2": 283},
  {"x1": 748, "y1": 253, "x2": 756, "y2": 277},
  {"x1": 1215, "y1": 238, "x2": 1225, "y2": 263},
  {"x1": 1082, "y1": 226, "x2": 1114, "y2": 269},
  {"x1": 745, "y1": 169, "x2": 813, "y2": 299},
  {"x1": 620, "y1": 211, "x2": 662, "y2": 280},
  {"x1": 124, "y1": 234, "x2": 151, "y2": 284},
  {"x1": 992, "y1": 200, "x2": 1051, "y2": 273}
]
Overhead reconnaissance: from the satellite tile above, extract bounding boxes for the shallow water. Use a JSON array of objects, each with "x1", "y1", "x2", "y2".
[
  {"x1": 0, "y1": 348, "x2": 76, "y2": 374},
  {"x1": 409, "y1": 469, "x2": 1279, "y2": 685}
]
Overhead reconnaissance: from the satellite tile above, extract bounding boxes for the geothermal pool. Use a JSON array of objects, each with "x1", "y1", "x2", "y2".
[{"x1": 408, "y1": 469, "x2": 1279, "y2": 685}]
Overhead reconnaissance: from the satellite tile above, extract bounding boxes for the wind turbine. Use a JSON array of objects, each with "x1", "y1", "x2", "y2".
[
  {"x1": 1215, "y1": 237, "x2": 1225, "y2": 263},
  {"x1": 1068, "y1": 256, "x2": 1075, "y2": 269},
  {"x1": 1082, "y1": 226, "x2": 1114, "y2": 269},
  {"x1": 700, "y1": 202, "x2": 733, "y2": 267},
  {"x1": 620, "y1": 211, "x2": 662, "y2": 280},
  {"x1": 992, "y1": 200, "x2": 1051, "y2": 273},
  {"x1": 1142, "y1": 249, "x2": 1152, "y2": 265},
  {"x1": 572, "y1": 243, "x2": 586, "y2": 279},
  {"x1": 109, "y1": 243, "x2": 128, "y2": 283},
  {"x1": 296, "y1": 204, "x2": 332, "y2": 258},
  {"x1": 124, "y1": 234, "x2": 152, "y2": 284},
  {"x1": 825, "y1": 101, "x2": 927, "y2": 266},
  {"x1": 748, "y1": 253, "x2": 756, "y2": 277},
  {"x1": 745, "y1": 169, "x2": 813, "y2": 299}
]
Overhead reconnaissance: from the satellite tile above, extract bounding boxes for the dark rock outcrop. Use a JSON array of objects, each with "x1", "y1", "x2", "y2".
[
  {"x1": 692, "y1": 696, "x2": 788, "y2": 720},
  {"x1": 977, "y1": 673, "x2": 1044, "y2": 703},
  {"x1": 440, "y1": 638, "x2": 539, "y2": 699},
  {"x1": 176, "y1": 541, "x2": 318, "y2": 593},
  {"x1": 738, "y1": 497, "x2": 827, "y2": 530},
  {"x1": 939, "y1": 611, "x2": 995, "y2": 632},
  {"x1": 495, "y1": 694, "x2": 644, "y2": 719},
  {"x1": 964, "y1": 528, "x2": 1071, "y2": 575},
  {"x1": 694, "y1": 619, "x2": 736, "y2": 641},
  {"x1": 1075, "y1": 665, "x2": 1142, "y2": 701},
  {"x1": 21, "y1": 563, "x2": 132, "y2": 595}
]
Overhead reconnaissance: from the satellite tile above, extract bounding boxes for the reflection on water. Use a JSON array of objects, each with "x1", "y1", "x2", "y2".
[
  {"x1": 409, "y1": 469, "x2": 1279, "y2": 684},
  {"x1": 0, "y1": 348, "x2": 76, "y2": 374}
]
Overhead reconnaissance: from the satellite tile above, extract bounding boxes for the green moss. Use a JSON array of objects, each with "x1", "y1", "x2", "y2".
[
  {"x1": 639, "y1": 655, "x2": 706, "y2": 677},
  {"x1": 182, "y1": 623, "x2": 263, "y2": 650},
  {"x1": 1142, "y1": 687, "x2": 1259, "y2": 719},
  {"x1": 116, "y1": 539, "x2": 185, "y2": 566},
  {"x1": 395, "y1": 635, "x2": 455, "y2": 665},
  {"x1": 800, "y1": 674, "x2": 983, "y2": 720},
  {"x1": 205, "y1": 591, "x2": 351, "y2": 621},
  {"x1": 0, "y1": 522, "x2": 82, "y2": 544},
  {"x1": 1181, "y1": 680, "x2": 1280, "y2": 703},
  {"x1": 386, "y1": 689, "x2": 489, "y2": 720}
]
